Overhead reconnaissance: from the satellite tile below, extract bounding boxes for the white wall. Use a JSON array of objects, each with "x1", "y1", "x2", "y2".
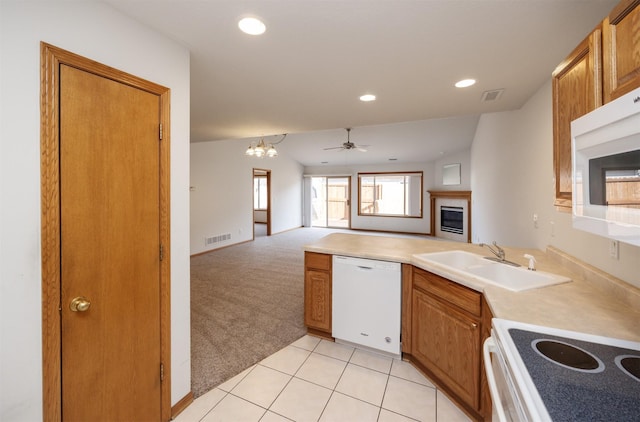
[
  {"x1": 304, "y1": 162, "x2": 435, "y2": 234},
  {"x1": 471, "y1": 80, "x2": 640, "y2": 287},
  {"x1": 190, "y1": 139, "x2": 304, "y2": 255},
  {"x1": 0, "y1": 2, "x2": 191, "y2": 420},
  {"x1": 432, "y1": 148, "x2": 471, "y2": 191}
]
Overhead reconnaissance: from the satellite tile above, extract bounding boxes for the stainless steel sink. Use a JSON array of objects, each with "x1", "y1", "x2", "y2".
[{"x1": 413, "y1": 250, "x2": 571, "y2": 292}]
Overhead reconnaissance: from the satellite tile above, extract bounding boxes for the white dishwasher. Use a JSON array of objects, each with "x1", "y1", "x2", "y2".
[{"x1": 332, "y1": 255, "x2": 401, "y2": 356}]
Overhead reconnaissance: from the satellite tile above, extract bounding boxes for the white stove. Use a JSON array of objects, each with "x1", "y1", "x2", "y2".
[{"x1": 484, "y1": 318, "x2": 640, "y2": 421}]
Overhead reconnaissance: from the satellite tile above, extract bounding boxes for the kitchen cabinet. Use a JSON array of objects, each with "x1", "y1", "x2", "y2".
[
  {"x1": 303, "y1": 252, "x2": 332, "y2": 335},
  {"x1": 552, "y1": 27, "x2": 602, "y2": 210},
  {"x1": 552, "y1": 0, "x2": 640, "y2": 211},
  {"x1": 603, "y1": 0, "x2": 640, "y2": 103},
  {"x1": 409, "y1": 266, "x2": 491, "y2": 421}
]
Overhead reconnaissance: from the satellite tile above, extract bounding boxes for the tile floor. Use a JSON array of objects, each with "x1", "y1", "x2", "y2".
[{"x1": 174, "y1": 335, "x2": 472, "y2": 422}]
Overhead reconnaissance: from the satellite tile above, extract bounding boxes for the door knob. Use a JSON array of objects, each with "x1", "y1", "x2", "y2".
[{"x1": 70, "y1": 296, "x2": 91, "y2": 312}]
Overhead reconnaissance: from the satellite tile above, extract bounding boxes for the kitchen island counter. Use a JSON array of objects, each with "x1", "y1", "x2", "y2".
[{"x1": 304, "y1": 232, "x2": 640, "y2": 343}]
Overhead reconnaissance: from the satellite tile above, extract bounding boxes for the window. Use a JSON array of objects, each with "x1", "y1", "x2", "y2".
[
  {"x1": 358, "y1": 172, "x2": 422, "y2": 217},
  {"x1": 254, "y1": 176, "x2": 268, "y2": 210}
]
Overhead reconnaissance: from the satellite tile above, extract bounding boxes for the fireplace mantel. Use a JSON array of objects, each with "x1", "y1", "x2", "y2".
[{"x1": 428, "y1": 190, "x2": 472, "y2": 243}]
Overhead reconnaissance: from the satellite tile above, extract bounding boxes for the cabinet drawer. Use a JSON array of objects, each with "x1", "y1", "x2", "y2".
[
  {"x1": 305, "y1": 252, "x2": 331, "y2": 271},
  {"x1": 413, "y1": 267, "x2": 481, "y2": 316}
]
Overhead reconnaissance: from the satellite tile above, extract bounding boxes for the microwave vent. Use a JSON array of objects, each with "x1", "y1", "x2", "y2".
[{"x1": 481, "y1": 89, "x2": 504, "y2": 102}]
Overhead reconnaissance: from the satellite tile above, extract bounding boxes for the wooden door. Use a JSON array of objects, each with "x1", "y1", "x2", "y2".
[
  {"x1": 603, "y1": 0, "x2": 640, "y2": 103},
  {"x1": 552, "y1": 28, "x2": 602, "y2": 210},
  {"x1": 303, "y1": 252, "x2": 332, "y2": 334},
  {"x1": 41, "y1": 44, "x2": 171, "y2": 422},
  {"x1": 411, "y1": 289, "x2": 480, "y2": 409},
  {"x1": 60, "y1": 64, "x2": 161, "y2": 421}
]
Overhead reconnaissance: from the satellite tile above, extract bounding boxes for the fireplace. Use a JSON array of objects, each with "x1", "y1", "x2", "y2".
[
  {"x1": 428, "y1": 190, "x2": 471, "y2": 243},
  {"x1": 440, "y1": 206, "x2": 464, "y2": 235}
]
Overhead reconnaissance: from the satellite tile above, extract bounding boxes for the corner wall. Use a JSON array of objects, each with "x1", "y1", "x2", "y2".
[
  {"x1": 190, "y1": 139, "x2": 304, "y2": 255},
  {"x1": 471, "y1": 80, "x2": 640, "y2": 287}
]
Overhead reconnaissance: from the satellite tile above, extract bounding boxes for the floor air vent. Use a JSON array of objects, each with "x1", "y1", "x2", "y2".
[
  {"x1": 481, "y1": 89, "x2": 504, "y2": 102},
  {"x1": 205, "y1": 233, "x2": 231, "y2": 246}
]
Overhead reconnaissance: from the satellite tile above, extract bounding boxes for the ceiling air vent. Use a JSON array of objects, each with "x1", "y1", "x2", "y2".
[{"x1": 481, "y1": 89, "x2": 504, "y2": 102}]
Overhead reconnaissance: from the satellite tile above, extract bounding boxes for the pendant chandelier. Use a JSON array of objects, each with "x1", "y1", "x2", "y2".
[{"x1": 245, "y1": 134, "x2": 287, "y2": 158}]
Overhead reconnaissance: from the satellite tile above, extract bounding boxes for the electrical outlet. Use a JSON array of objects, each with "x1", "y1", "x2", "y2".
[
  {"x1": 609, "y1": 240, "x2": 619, "y2": 260},
  {"x1": 533, "y1": 213, "x2": 538, "y2": 229}
]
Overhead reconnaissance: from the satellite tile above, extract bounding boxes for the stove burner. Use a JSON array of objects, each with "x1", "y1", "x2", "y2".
[
  {"x1": 615, "y1": 355, "x2": 640, "y2": 382},
  {"x1": 532, "y1": 339, "x2": 605, "y2": 373}
]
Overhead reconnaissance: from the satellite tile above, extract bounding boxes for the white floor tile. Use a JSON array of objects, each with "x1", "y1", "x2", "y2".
[
  {"x1": 390, "y1": 359, "x2": 435, "y2": 387},
  {"x1": 260, "y1": 345, "x2": 311, "y2": 375},
  {"x1": 349, "y1": 348, "x2": 393, "y2": 374},
  {"x1": 231, "y1": 365, "x2": 292, "y2": 408},
  {"x1": 269, "y1": 377, "x2": 333, "y2": 422},
  {"x1": 436, "y1": 390, "x2": 472, "y2": 422},
  {"x1": 295, "y1": 352, "x2": 347, "y2": 389},
  {"x1": 217, "y1": 365, "x2": 255, "y2": 393},
  {"x1": 184, "y1": 337, "x2": 473, "y2": 422},
  {"x1": 259, "y1": 410, "x2": 292, "y2": 422},
  {"x1": 378, "y1": 408, "x2": 418, "y2": 422},
  {"x1": 382, "y1": 376, "x2": 436, "y2": 422},
  {"x1": 314, "y1": 339, "x2": 355, "y2": 361},
  {"x1": 290, "y1": 334, "x2": 322, "y2": 351},
  {"x1": 319, "y1": 392, "x2": 380, "y2": 422},
  {"x1": 200, "y1": 394, "x2": 266, "y2": 422},
  {"x1": 173, "y1": 388, "x2": 227, "y2": 422},
  {"x1": 334, "y1": 363, "x2": 389, "y2": 406}
]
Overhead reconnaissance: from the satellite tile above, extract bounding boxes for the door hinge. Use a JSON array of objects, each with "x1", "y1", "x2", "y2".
[
  {"x1": 159, "y1": 123, "x2": 163, "y2": 141},
  {"x1": 160, "y1": 244, "x2": 164, "y2": 261},
  {"x1": 160, "y1": 363, "x2": 164, "y2": 382}
]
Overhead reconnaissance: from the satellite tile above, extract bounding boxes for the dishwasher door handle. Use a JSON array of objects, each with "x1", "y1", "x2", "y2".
[{"x1": 357, "y1": 266, "x2": 373, "y2": 270}]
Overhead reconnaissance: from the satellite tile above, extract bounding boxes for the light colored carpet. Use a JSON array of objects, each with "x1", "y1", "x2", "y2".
[{"x1": 190, "y1": 227, "x2": 344, "y2": 397}]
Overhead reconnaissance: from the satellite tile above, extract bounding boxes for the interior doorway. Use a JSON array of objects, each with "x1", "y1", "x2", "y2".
[
  {"x1": 311, "y1": 176, "x2": 351, "y2": 228},
  {"x1": 253, "y1": 169, "x2": 271, "y2": 237}
]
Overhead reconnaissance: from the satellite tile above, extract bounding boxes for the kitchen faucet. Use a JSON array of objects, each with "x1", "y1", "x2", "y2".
[
  {"x1": 480, "y1": 241, "x2": 505, "y2": 261},
  {"x1": 479, "y1": 241, "x2": 521, "y2": 267}
]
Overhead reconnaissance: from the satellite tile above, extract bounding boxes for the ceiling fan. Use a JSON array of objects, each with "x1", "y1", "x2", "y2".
[{"x1": 324, "y1": 128, "x2": 369, "y2": 152}]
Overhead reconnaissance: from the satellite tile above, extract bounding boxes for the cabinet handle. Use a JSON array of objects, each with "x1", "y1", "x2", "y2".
[{"x1": 471, "y1": 323, "x2": 478, "y2": 330}]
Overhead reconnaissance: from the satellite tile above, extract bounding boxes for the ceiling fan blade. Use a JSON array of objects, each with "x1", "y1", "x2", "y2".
[
  {"x1": 356, "y1": 147, "x2": 368, "y2": 152},
  {"x1": 323, "y1": 146, "x2": 344, "y2": 150}
]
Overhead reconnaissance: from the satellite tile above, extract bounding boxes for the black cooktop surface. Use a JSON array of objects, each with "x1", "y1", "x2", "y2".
[{"x1": 509, "y1": 328, "x2": 640, "y2": 422}]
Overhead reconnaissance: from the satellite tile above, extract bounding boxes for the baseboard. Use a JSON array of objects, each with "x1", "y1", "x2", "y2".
[{"x1": 171, "y1": 391, "x2": 194, "y2": 420}]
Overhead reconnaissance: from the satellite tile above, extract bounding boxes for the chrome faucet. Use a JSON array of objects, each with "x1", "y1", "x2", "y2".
[
  {"x1": 480, "y1": 241, "x2": 521, "y2": 267},
  {"x1": 480, "y1": 241, "x2": 505, "y2": 261}
]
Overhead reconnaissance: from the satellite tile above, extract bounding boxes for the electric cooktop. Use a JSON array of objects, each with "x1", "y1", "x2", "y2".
[{"x1": 492, "y1": 319, "x2": 640, "y2": 422}]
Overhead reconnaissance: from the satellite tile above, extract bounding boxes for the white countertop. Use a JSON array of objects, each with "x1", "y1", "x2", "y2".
[{"x1": 304, "y1": 233, "x2": 640, "y2": 343}]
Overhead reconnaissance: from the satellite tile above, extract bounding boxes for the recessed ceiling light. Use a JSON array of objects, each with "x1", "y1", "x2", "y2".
[
  {"x1": 238, "y1": 17, "x2": 266, "y2": 35},
  {"x1": 359, "y1": 94, "x2": 376, "y2": 102},
  {"x1": 455, "y1": 79, "x2": 476, "y2": 88}
]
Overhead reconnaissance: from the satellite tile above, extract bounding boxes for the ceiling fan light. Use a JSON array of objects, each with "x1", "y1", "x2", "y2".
[{"x1": 359, "y1": 94, "x2": 376, "y2": 102}]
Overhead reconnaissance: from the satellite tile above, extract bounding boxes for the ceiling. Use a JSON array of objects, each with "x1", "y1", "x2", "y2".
[{"x1": 106, "y1": 0, "x2": 616, "y2": 166}]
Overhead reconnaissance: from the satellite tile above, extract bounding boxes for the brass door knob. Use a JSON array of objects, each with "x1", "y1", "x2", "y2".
[{"x1": 70, "y1": 296, "x2": 91, "y2": 312}]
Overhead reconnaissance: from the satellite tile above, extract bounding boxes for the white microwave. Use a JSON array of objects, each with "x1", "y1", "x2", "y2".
[{"x1": 572, "y1": 87, "x2": 640, "y2": 246}]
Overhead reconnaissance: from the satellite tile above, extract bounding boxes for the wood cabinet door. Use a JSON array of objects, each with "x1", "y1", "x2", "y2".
[
  {"x1": 552, "y1": 28, "x2": 602, "y2": 210},
  {"x1": 304, "y1": 269, "x2": 332, "y2": 332},
  {"x1": 411, "y1": 289, "x2": 481, "y2": 409},
  {"x1": 603, "y1": 0, "x2": 640, "y2": 102}
]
